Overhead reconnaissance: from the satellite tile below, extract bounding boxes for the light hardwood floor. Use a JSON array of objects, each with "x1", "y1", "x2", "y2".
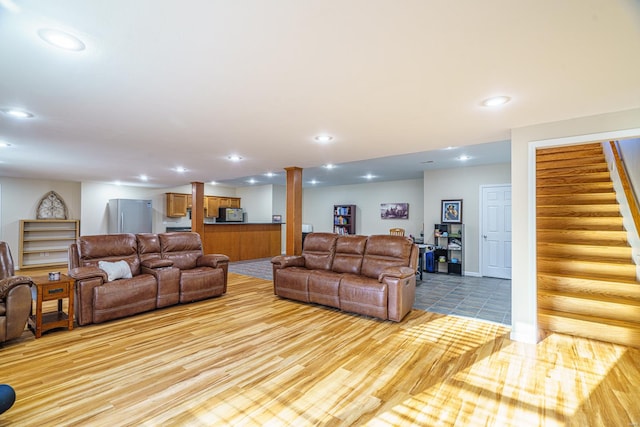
[{"x1": 2, "y1": 273, "x2": 640, "y2": 426}]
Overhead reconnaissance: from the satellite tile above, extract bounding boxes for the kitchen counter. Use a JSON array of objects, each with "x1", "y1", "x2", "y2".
[{"x1": 203, "y1": 223, "x2": 283, "y2": 261}]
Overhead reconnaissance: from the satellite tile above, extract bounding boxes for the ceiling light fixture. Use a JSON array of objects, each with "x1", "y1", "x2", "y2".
[
  {"x1": 228, "y1": 155, "x2": 243, "y2": 162},
  {"x1": 210, "y1": 181, "x2": 217, "y2": 185},
  {"x1": 2, "y1": 108, "x2": 34, "y2": 118},
  {"x1": 364, "y1": 174, "x2": 375, "y2": 180},
  {"x1": 38, "y1": 28, "x2": 86, "y2": 51},
  {"x1": 323, "y1": 164, "x2": 336, "y2": 169},
  {"x1": 0, "y1": 141, "x2": 11, "y2": 148},
  {"x1": 265, "y1": 172, "x2": 276, "y2": 177},
  {"x1": 247, "y1": 178, "x2": 257, "y2": 184},
  {"x1": 139, "y1": 174, "x2": 148, "y2": 181},
  {"x1": 175, "y1": 166, "x2": 186, "y2": 173},
  {"x1": 309, "y1": 179, "x2": 318, "y2": 185},
  {"x1": 481, "y1": 96, "x2": 511, "y2": 107},
  {"x1": 458, "y1": 155, "x2": 471, "y2": 161},
  {"x1": 314, "y1": 135, "x2": 334, "y2": 143}
]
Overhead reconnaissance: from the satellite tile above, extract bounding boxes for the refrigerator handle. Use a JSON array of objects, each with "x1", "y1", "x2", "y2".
[{"x1": 120, "y1": 212, "x2": 124, "y2": 232}]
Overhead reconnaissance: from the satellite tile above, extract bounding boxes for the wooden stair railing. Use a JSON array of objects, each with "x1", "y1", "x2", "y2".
[{"x1": 536, "y1": 142, "x2": 640, "y2": 348}]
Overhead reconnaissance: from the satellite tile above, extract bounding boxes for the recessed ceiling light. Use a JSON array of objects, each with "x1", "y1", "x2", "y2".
[
  {"x1": 0, "y1": 141, "x2": 11, "y2": 148},
  {"x1": 458, "y1": 155, "x2": 471, "y2": 161},
  {"x1": 265, "y1": 172, "x2": 276, "y2": 177},
  {"x1": 2, "y1": 108, "x2": 34, "y2": 118},
  {"x1": 38, "y1": 28, "x2": 86, "y2": 51},
  {"x1": 139, "y1": 174, "x2": 148, "y2": 181},
  {"x1": 309, "y1": 179, "x2": 318, "y2": 185},
  {"x1": 481, "y1": 96, "x2": 511, "y2": 107},
  {"x1": 228, "y1": 155, "x2": 243, "y2": 162},
  {"x1": 323, "y1": 164, "x2": 336, "y2": 169},
  {"x1": 247, "y1": 178, "x2": 257, "y2": 184},
  {"x1": 175, "y1": 166, "x2": 186, "y2": 173},
  {"x1": 363, "y1": 174, "x2": 375, "y2": 180},
  {"x1": 210, "y1": 181, "x2": 217, "y2": 185},
  {"x1": 314, "y1": 135, "x2": 334, "y2": 143}
]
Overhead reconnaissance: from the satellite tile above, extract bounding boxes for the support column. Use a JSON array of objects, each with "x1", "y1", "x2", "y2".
[
  {"x1": 285, "y1": 167, "x2": 303, "y2": 255},
  {"x1": 191, "y1": 181, "x2": 204, "y2": 238}
]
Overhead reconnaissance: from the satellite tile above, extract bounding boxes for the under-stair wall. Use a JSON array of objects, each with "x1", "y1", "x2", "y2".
[{"x1": 536, "y1": 142, "x2": 640, "y2": 348}]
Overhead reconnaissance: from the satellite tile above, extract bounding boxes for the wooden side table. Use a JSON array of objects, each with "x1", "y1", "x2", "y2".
[{"x1": 28, "y1": 273, "x2": 75, "y2": 338}]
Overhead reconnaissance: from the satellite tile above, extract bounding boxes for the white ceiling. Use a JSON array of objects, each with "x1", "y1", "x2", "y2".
[{"x1": 1, "y1": 1, "x2": 639, "y2": 188}]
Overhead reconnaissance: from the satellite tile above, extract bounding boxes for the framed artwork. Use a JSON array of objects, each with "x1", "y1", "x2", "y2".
[
  {"x1": 380, "y1": 203, "x2": 409, "y2": 219},
  {"x1": 441, "y1": 199, "x2": 462, "y2": 223}
]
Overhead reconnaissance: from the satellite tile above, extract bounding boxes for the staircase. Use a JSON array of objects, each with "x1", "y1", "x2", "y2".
[{"x1": 536, "y1": 142, "x2": 640, "y2": 348}]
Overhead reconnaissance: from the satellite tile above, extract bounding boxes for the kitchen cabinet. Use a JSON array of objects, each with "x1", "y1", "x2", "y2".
[
  {"x1": 204, "y1": 196, "x2": 220, "y2": 218},
  {"x1": 219, "y1": 197, "x2": 241, "y2": 208},
  {"x1": 167, "y1": 193, "x2": 240, "y2": 218},
  {"x1": 166, "y1": 193, "x2": 190, "y2": 217}
]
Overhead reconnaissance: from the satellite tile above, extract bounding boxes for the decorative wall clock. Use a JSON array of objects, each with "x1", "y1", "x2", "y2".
[{"x1": 36, "y1": 191, "x2": 69, "y2": 219}]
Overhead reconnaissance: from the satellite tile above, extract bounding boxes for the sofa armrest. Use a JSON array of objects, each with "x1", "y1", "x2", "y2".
[
  {"x1": 197, "y1": 254, "x2": 230, "y2": 269},
  {"x1": 381, "y1": 270, "x2": 416, "y2": 322},
  {"x1": 271, "y1": 255, "x2": 305, "y2": 269},
  {"x1": 141, "y1": 258, "x2": 174, "y2": 269},
  {"x1": 378, "y1": 266, "x2": 415, "y2": 282},
  {"x1": 0, "y1": 276, "x2": 33, "y2": 298},
  {"x1": 68, "y1": 266, "x2": 108, "y2": 282}
]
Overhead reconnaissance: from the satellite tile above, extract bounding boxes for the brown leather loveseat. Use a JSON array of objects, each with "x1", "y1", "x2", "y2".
[
  {"x1": 271, "y1": 233, "x2": 418, "y2": 322},
  {"x1": 68, "y1": 232, "x2": 228, "y2": 326}
]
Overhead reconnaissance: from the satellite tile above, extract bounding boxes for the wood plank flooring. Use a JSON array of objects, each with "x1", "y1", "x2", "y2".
[{"x1": 1, "y1": 273, "x2": 640, "y2": 426}]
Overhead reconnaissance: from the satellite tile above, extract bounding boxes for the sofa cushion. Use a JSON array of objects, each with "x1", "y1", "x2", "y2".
[
  {"x1": 179, "y1": 267, "x2": 225, "y2": 303},
  {"x1": 274, "y1": 267, "x2": 311, "y2": 302},
  {"x1": 98, "y1": 260, "x2": 132, "y2": 282},
  {"x1": 301, "y1": 233, "x2": 338, "y2": 271},
  {"x1": 92, "y1": 274, "x2": 157, "y2": 324},
  {"x1": 339, "y1": 274, "x2": 388, "y2": 320},
  {"x1": 332, "y1": 235, "x2": 367, "y2": 274},
  {"x1": 159, "y1": 232, "x2": 203, "y2": 270},
  {"x1": 308, "y1": 270, "x2": 342, "y2": 308},
  {"x1": 137, "y1": 233, "x2": 162, "y2": 263},
  {"x1": 361, "y1": 235, "x2": 413, "y2": 279},
  {"x1": 78, "y1": 234, "x2": 141, "y2": 276}
]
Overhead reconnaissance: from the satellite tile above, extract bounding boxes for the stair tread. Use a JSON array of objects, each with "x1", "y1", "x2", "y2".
[
  {"x1": 537, "y1": 272, "x2": 640, "y2": 286},
  {"x1": 538, "y1": 288, "x2": 640, "y2": 306},
  {"x1": 538, "y1": 308, "x2": 640, "y2": 329}
]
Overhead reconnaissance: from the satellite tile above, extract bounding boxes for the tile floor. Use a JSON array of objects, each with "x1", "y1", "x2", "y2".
[
  {"x1": 229, "y1": 258, "x2": 512, "y2": 326},
  {"x1": 415, "y1": 273, "x2": 511, "y2": 325}
]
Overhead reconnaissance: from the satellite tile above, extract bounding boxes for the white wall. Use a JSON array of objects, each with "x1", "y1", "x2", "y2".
[
  {"x1": 0, "y1": 177, "x2": 81, "y2": 261},
  {"x1": 511, "y1": 107, "x2": 640, "y2": 345},
  {"x1": 302, "y1": 179, "x2": 424, "y2": 237},
  {"x1": 619, "y1": 138, "x2": 640, "y2": 201},
  {"x1": 236, "y1": 185, "x2": 274, "y2": 222},
  {"x1": 423, "y1": 163, "x2": 511, "y2": 275}
]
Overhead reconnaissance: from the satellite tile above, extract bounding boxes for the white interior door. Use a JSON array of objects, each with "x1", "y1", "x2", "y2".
[{"x1": 481, "y1": 184, "x2": 512, "y2": 279}]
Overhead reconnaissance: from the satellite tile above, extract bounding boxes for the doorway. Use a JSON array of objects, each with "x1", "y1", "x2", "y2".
[{"x1": 480, "y1": 184, "x2": 512, "y2": 279}]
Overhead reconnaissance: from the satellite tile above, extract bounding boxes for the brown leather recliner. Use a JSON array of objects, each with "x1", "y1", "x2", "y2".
[
  {"x1": 158, "y1": 232, "x2": 228, "y2": 303},
  {"x1": 0, "y1": 241, "x2": 34, "y2": 343}
]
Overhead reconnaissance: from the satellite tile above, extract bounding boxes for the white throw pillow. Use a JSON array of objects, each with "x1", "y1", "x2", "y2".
[{"x1": 98, "y1": 260, "x2": 133, "y2": 282}]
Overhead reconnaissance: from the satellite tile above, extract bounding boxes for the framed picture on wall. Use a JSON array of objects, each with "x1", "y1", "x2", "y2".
[
  {"x1": 441, "y1": 199, "x2": 462, "y2": 223},
  {"x1": 380, "y1": 203, "x2": 409, "y2": 219}
]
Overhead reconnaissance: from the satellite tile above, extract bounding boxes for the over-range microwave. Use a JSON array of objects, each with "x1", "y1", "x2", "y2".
[{"x1": 218, "y1": 207, "x2": 243, "y2": 222}]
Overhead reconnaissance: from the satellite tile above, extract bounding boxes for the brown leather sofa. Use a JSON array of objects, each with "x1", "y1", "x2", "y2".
[
  {"x1": 0, "y1": 241, "x2": 34, "y2": 343},
  {"x1": 68, "y1": 232, "x2": 228, "y2": 326},
  {"x1": 271, "y1": 233, "x2": 418, "y2": 322}
]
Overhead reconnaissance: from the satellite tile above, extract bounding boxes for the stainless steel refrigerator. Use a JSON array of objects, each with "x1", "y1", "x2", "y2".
[{"x1": 108, "y1": 199, "x2": 152, "y2": 234}]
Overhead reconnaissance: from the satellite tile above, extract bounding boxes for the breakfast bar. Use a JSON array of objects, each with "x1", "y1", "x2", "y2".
[{"x1": 202, "y1": 223, "x2": 283, "y2": 261}]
